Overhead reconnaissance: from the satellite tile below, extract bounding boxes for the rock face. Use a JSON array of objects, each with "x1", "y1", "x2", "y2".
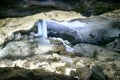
[
  {"x1": 106, "y1": 37, "x2": 120, "y2": 53},
  {"x1": 0, "y1": 10, "x2": 85, "y2": 46},
  {"x1": 47, "y1": 16, "x2": 120, "y2": 45},
  {"x1": 0, "y1": 0, "x2": 119, "y2": 18},
  {"x1": 0, "y1": 10, "x2": 120, "y2": 80},
  {"x1": 73, "y1": 43, "x2": 120, "y2": 61},
  {"x1": 0, "y1": 10, "x2": 120, "y2": 46},
  {"x1": 0, "y1": 38, "x2": 52, "y2": 59}
]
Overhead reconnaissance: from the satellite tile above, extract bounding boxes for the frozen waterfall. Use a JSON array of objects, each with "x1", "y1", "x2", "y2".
[
  {"x1": 31, "y1": 20, "x2": 48, "y2": 38},
  {"x1": 38, "y1": 20, "x2": 47, "y2": 38}
]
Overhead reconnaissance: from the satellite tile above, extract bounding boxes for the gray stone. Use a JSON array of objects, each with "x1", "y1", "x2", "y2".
[
  {"x1": 76, "y1": 67, "x2": 92, "y2": 80},
  {"x1": 73, "y1": 43, "x2": 120, "y2": 61}
]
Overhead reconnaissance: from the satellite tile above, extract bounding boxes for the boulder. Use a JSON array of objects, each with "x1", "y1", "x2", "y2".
[
  {"x1": 106, "y1": 37, "x2": 120, "y2": 53},
  {"x1": 76, "y1": 67, "x2": 92, "y2": 80},
  {"x1": 49, "y1": 37, "x2": 74, "y2": 55},
  {"x1": 52, "y1": 45, "x2": 66, "y2": 53},
  {"x1": 73, "y1": 43, "x2": 120, "y2": 61}
]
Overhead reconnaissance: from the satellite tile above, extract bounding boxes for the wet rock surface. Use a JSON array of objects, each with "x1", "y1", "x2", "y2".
[
  {"x1": 47, "y1": 16, "x2": 120, "y2": 45},
  {"x1": 0, "y1": 10, "x2": 120, "y2": 80}
]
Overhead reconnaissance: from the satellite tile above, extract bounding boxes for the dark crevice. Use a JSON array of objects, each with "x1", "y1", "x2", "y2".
[
  {"x1": 48, "y1": 32, "x2": 79, "y2": 45},
  {"x1": 0, "y1": 67, "x2": 75, "y2": 80},
  {"x1": 48, "y1": 32, "x2": 117, "y2": 46}
]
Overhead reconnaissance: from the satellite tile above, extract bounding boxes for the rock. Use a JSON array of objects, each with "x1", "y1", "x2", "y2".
[
  {"x1": 0, "y1": 37, "x2": 54, "y2": 59},
  {"x1": 50, "y1": 37, "x2": 74, "y2": 55},
  {"x1": 65, "y1": 68, "x2": 76, "y2": 76},
  {"x1": 0, "y1": 10, "x2": 120, "y2": 47},
  {"x1": 47, "y1": 16, "x2": 120, "y2": 45},
  {"x1": 73, "y1": 43, "x2": 120, "y2": 61},
  {"x1": 0, "y1": 67, "x2": 75, "y2": 80},
  {"x1": 49, "y1": 37, "x2": 63, "y2": 45},
  {"x1": 49, "y1": 37, "x2": 66, "y2": 53},
  {"x1": 0, "y1": 51, "x2": 119, "y2": 80},
  {"x1": 0, "y1": 9, "x2": 120, "y2": 80},
  {"x1": 101, "y1": 9, "x2": 120, "y2": 19},
  {"x1": 0, "y1": 41, "x2": 35, "y2": 59},
  {"x1": 0, "y1": 34, "x2": 75, "y2": 59},
  {"x1": 0, "y1": 10, "x2": 85, "y2": 46},
  {"x1": 76, "y1": 67, "x2": 92, "y2": 80},
  {"x1": 1, "y1": 0, "x2": 119, "y2": 18},
  {"x1": 91, "y1": 65, "x2": 107, "y2": 80},
  {"x1": 106, "y1": 36, "x2": 120, "y2": 53},
  {"x1": 52, "y1": 45, "x2": 66, "y2": 53},
  {"x1": 75, "y1": 57, "x2": 95, "y2": 68},
  {"x1": 48, "y1": 53, "x2": 60, "y2": 61},
  {"x1": 90, "y1": 60, "x2": 120, "y2": 80}
]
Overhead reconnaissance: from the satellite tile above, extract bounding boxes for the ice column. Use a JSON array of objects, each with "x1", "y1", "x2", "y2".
[{"x1": 37, "y1": 20, "x2": 47, "y2": 38}]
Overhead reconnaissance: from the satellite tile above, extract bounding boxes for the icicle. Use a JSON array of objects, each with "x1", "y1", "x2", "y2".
[
  {"x1": 37, "y1": 20, "x2": 47, "y2": 38},
  {"x1": 38, "y1": 20, "x2": 42, "y2": 36},
  {"x1": 31, "y1": 20, "x2": 48, "y2": 38},
  {"x1": 42, "y1": 20, "x2": 47, "y2": 38}
]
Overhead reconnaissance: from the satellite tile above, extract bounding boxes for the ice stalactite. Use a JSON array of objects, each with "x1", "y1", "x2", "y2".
[
  {"x1": 31, "y1": 20, "x2": 48, "y2": 38},
  {"x1": 38, "y1": 20, "x2": 48, "y2": 38}
]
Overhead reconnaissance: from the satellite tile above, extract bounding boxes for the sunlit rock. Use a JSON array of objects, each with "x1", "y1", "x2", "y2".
[
  {"x1": 101, "y1": 9, "x2": 120, "y2": 19},
  {"x1": 74, "y1": 57, "x2": 95, "y2": 68},
  {"x1": 12, "y1": 59, "x2": 27, "y2": 68},
  {"x1": 60, "y1": 56, "x2": 74, "y2": 67},
  {"x1": 52, "y1": 45, "x2": 66, "y2": 53},
  {"x1": 48, "y1": 53, "x2": 60, "y2": 61},
  {"x1": 49, "y1": 37, "x2": 74, "y2": 55},
  {"x1": 65, "y1": 68, "x2": 76, "y2": 76}
]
